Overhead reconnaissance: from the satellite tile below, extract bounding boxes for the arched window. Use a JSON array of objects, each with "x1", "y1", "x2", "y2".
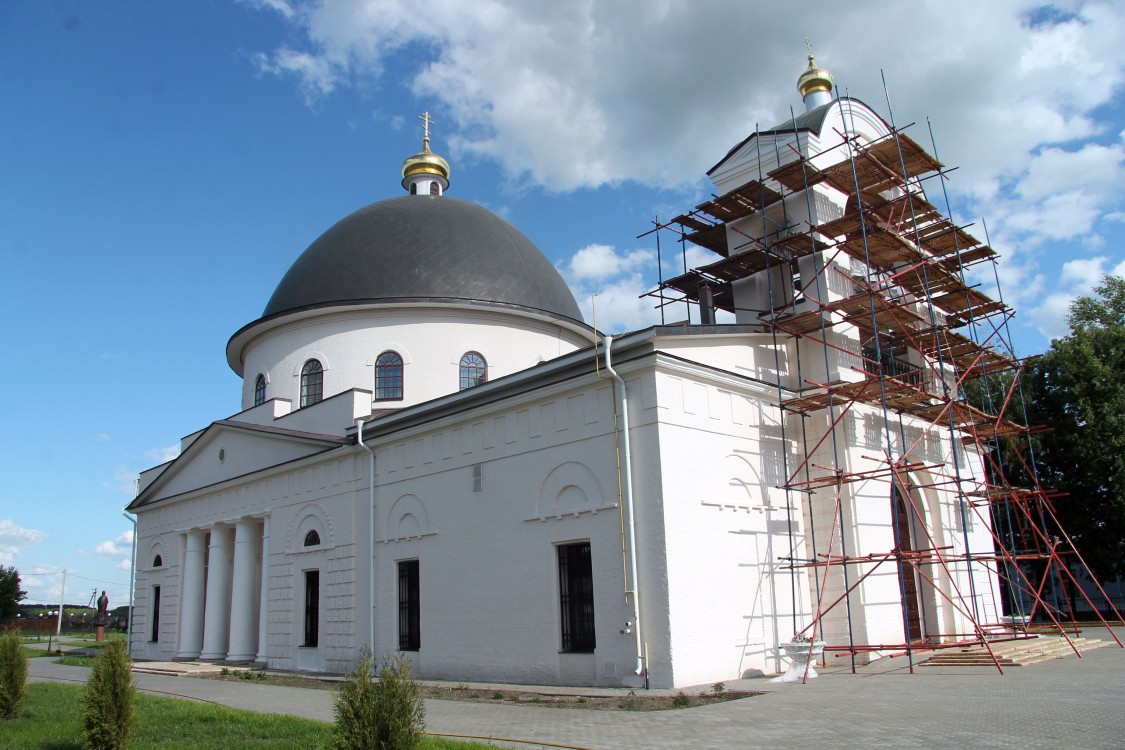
[
  {"x1": 375, "y1": 351, "x2": 404, "y2": 401},
  {"x1": 254, "y1": 374, "x2": 267, "y2": 406},
  {"x1": 429, "y1": 182, "x2": 439, "y2": 195},
  {"x1": 300, "y1": 359, "x2": 323, "y2": 407},
  {"x1": 304, "y1": 530, "x2": 321, "y2": 547},
  {"x1": 152, "y1": 555, "x2": 163, "y2": 568},
  {"x1": 459, "y1": 352, "x2": 487, "y2": 390}
]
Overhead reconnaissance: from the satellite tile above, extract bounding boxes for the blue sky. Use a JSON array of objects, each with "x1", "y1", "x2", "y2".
[{"x1": 2, "y1": 0, "x2": 1123, "y2": 606}]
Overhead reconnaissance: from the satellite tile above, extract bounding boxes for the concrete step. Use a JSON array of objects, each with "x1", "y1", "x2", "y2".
[{"x1": 922, "y1": 636, "x2": 1113, "y2": 667}]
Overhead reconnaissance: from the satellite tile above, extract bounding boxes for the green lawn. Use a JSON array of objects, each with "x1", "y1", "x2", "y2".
[{"x1": 3, "y1": 683, "x2": 487, "y2": 749}]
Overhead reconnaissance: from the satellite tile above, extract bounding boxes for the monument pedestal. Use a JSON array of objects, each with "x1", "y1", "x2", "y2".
[{"x1": 95, "y1": 625, "x2": 105, "y2": 643}]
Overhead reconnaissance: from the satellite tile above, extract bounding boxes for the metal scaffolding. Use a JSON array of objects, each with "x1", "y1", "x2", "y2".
[{"x1": 643, "y1": 86, "x2": 1124, "y2": 678}]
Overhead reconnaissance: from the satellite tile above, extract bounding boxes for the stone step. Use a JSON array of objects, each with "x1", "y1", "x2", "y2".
[{"x1": 922, "y1": 637, "x2": 1112, "y2": 667}]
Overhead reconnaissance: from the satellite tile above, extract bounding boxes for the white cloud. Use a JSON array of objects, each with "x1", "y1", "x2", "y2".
[
  {"x1": 0, "y1": 519, "x2": 46, "y2": 564},
  {"x1": 104, "y1": 467, "x2": 141, "y2": 498},
  {"x1": 1026, "y1": 255, "x2": 1125, "y2": 339},
  {"x1": 95, "y1": 432, "x2": 111, "y2": 442},
  {"x1": 145, "y1": 444, "x2": 181, "y2": 463},
  {"x1": 239, "y1": 0, "x2": 296, "y2": 18},
  {"x1": 95, "y1": 541, "x2": 122, "y2": 557},
  {"x1": 116, "y1": 559, "x2": 133, "y2": 571},
  {"x1": 247, "y1": 1, "x2": 1125, "y2": 347},
  {"x1": 565, "y1": 243, "x2": 653, "y2": 282},
  {"x1": 95, "y1": 530, "x2": 133, "y2": 559}
]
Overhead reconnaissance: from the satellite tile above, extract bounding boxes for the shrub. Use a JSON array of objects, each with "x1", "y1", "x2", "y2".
[
  {"x1": 671, "y1": 691, "x2": 691, "y2": 708},
  {"x1": 0, "y1": 628, "x2": 29, "y2": 719},
  {"x1": 81, "y1": 639, "x2": 136, "y2": 749},
  {"x1": 332, "y1": 649, "x2": 425, "y2": 750}
]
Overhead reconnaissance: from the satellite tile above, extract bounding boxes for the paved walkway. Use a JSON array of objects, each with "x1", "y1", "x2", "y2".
[{"x1": 29, "y1": 628, "x2": 1125, "y2": 750}]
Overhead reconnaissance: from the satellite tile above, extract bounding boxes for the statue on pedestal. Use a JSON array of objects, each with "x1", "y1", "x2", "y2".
[{"x1": 96, "y1": 591, "x2": 109, "y2": 627}]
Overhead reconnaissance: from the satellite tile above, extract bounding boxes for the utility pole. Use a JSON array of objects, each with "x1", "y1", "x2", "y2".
[{"x1": 56, "y1": 569, "x2": 67, "y2": 637}]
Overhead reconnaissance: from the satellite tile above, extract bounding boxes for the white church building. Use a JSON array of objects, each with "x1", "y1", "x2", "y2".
[{"x1": 128, "y1": 60, "x2": 1008, "y2": 689}]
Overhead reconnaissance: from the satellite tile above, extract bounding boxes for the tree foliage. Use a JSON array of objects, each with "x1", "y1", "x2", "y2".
[
  {"x1": 0, "y1": 567, "x2": 27, "y2": 621},
  {"x1": 1025, "y1": 275, "x2": 1125, "y2": 581},
  {"x1": 81, "y1": 638, "x2": 136, "y2": 750},
  {"x1": 332, "y1": 649, "x2": 425, "y2": 750},
  {"x1": 0, "y1": 627, "x2": 28, "y2": 719}
]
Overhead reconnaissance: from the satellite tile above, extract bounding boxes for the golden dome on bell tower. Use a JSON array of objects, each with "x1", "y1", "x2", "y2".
[{"x1": 401, "y1": 112, "x2": 450, "y2": 194}]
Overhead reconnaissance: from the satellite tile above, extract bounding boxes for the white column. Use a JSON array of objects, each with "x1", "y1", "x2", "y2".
[
  {"x1": 255, "y1": 513, "x2": 271, "y2": 664},
  {"x1": 226, "y1": 518, "x2": 261, "y2": 661},
  {"x1": 175, "y1": 529, "x2": 207, "y2": 659},
  {"x1": 199, "y1": 524, "x2": 233, "y2": 660}
]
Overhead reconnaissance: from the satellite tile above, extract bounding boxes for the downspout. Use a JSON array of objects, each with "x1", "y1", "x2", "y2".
[
  {"x1": 356, "y1": 418, "x2": 377, "y2": 658},
  {"x1": 603, "y1": 335, "x2": 645, "y2": 681},
  {"x1": 121, "y1": 507, "x2": 137, "y2": 642}
]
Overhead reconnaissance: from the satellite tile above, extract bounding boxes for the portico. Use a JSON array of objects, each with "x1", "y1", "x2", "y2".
[{"x1": 176, "y1": 515, "x2": 270, "y2": 663}]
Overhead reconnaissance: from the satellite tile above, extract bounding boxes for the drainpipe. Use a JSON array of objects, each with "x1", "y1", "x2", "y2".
[
  {"x1": 604, "y1": 335, "x2": 644, "y2": 680},
  {"x1": 356, "y1": 418, "x2": 377, "y2": 658},
  {"x1": 121, "y1": 507, "x2": 137, "y2": 642}
]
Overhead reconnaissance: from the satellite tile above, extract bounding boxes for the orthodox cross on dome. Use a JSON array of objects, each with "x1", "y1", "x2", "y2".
[
  {"x1": 419, "y1": 111, "x2": 434, "y2": 149},
  {"x1": 804, "y1": 37, "x2": 814, "y2": 59}
]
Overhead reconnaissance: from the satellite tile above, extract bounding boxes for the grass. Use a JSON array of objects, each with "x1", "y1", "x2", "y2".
[
  {"x1": 54, "y1": 654, "x2": 98, "y2": 667},
  {"x1": 3, "y1": 683, "x2": 489, "y2": 749}
]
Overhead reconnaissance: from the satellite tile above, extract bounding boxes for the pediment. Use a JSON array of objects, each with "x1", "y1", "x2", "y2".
[{"x1": 129, "y1": 420, "x2": 347, "y2": 509}]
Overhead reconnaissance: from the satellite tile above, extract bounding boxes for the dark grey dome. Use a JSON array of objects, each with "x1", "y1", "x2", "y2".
[{"x1": 261, "y1": 195, "x2": 583, "y2": 324}]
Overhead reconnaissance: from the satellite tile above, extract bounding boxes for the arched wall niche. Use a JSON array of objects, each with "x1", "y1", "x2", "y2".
[
  {"x1": 537, "y1": 461, "x2": 606, "y2": 518},
  {"x1": 385, "y1": 494, "x2": 432, "y2": 542},
  {"x1": 289, "y1": 503, "x2": 334, "y2": 552}
]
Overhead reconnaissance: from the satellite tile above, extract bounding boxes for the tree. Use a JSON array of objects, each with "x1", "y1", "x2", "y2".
[
  {"x1": 1026, "y1": 275, "x2": 1125, "y2": 581},
  {"x1": 0, "y1": 567, "x2": 27, "y2": 621},
  {"x1": 0, "y1": 627, "x2": 28, "y2": 719},
  {"x1": 81, "y1": 639, "x2": 136, "y2": 750},
  {"x1": 332, "y1": 649, "x2": 425, "y2": 750}
]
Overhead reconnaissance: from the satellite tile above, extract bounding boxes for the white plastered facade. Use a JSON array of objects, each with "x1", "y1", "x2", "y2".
[{"x1": 128, "y1": 95, "x2": 1003, "y2": 689}]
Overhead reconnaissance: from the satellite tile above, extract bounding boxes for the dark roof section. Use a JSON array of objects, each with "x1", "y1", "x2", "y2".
[
  {"x1": 262, "y1": 195, "x2": 584, "y2": 325},
  {"x1": 707, "y1": 98, "x2": 866, "y2": 177}
]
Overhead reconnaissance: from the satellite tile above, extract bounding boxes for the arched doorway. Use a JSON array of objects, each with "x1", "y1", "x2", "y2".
[{"x1": 891, "y1": 484, "x2": 924, "y2": 642}]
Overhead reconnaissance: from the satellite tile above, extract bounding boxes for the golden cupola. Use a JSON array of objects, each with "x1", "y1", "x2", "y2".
[
  {"x1": 797, "y1": 47, "x2": 834, "y2": 112},
  {"x1": 401, "y1": 111, "x2": 450, "y2": 195}
]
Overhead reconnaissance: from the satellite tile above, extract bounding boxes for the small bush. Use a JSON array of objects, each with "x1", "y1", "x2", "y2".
[
  {"x1": 621, "y1": 698, "x2": 636, "y2": 711},
  {"x1": 81, "y1": 639, "x2": 137, "y2": 749},
  {"x1": 491, "y1": 691, "x2": 504, "y2": 701},
  {"x1": 711, "y1": 681, "x2": 726, "y2": 696},
  {"x1": 0, "y1": 628, "x2": 29, "y2": 719},
  {"x1": 332, "y1": 649, "x2": 425, "y2": 750},
  {"x1": 671, "y1": 691, "x2": 691, "y2": 708}
]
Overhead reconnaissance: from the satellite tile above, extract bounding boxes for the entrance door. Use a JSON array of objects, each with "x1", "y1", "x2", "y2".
[{"x1": 892, "y1": 486, "x2": 923, "y2": 642}]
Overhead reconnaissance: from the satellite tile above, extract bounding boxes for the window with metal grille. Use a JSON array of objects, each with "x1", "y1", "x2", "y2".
[
  {"x1": 459, "y1": 352, "x2": 487, "y2": 390},
  {"x1": 398, "y1": 560, "x2": 420, "y2": 651},
  {"x1": 760, "y1": 440, "x2": 786, "y2": 487},
  {"x1": 304, "y1": 530, "x2": 320, "y2": 547},
  {"x1": 558, "y1": 542, "x2": 595, "y2": 653},
  {"x1": 303, "y1": 570, "x2": 319, "y2": 647},
  {"x1": 375, "y1": 351, "x2": 404, "y2": 401},
  {"x1": 254, "y1": 374, "x2": 267, "y2": 406},
  {"x1": 150, "y1": 585, "x2": 161, "y2": 642},
  {"x1": 300, "y1": 360, "x2": 323, "y2": 407}
]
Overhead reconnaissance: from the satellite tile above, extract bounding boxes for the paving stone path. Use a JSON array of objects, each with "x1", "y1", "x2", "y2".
[{"x1": 28, "y1": 627, "x2": 1125, "y2": 750}]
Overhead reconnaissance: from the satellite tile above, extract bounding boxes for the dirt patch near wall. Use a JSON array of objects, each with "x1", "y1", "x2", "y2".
[{"x1": 201, "y1": 671, "x2": 762, "y2": 711}]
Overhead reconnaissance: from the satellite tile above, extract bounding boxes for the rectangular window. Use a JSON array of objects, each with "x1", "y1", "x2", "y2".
[
  {"x1": 150, "y1": 585, "x2": 161, "y2": 642},
  {"x1": 398, "y1": 560, "x2": 420, "y2": 651},
  {"x1": 303, "y1": 570, "x2": 319, "y2": 647},
  {"x1": 558, "y1": 542, "x2": 596, "y2": 653}
]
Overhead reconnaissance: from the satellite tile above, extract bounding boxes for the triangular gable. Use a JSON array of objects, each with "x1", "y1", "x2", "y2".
[{"x1": 129, "y1": 420, "x2": 347, "y2": 510}]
